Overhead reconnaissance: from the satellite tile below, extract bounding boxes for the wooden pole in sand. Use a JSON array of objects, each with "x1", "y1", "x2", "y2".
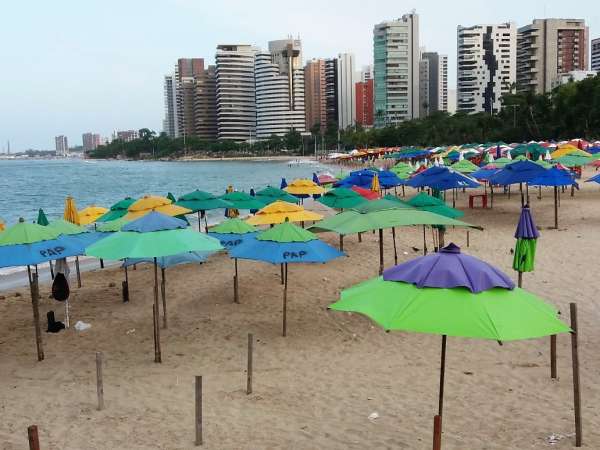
[
  {"x1": 378, "y1": 229, "x2": 384, "y2": 275},
  {"x1": 195, "y1": 375, "x2": 203, "y2": 446},
  {"x1": 122, "y1": 267, "x2": 129, "y2": 303},
  {"x1": 161, "y1": 268, "x2": 167, "y2": 329},
  {"x1": 280, "y1": 263, "x2": 284, "y2": 285},
  {"x1": 423, "y1": 225, "x2": 428, "y2": 255},
  {"x1": 27, "y1": 425, "x2": 40, "y2": 450},
  {"x1": 550, "y1": 335, "x2": 557, "y2": 379},
  {"x1": 246, "y1": 333, "x2": 253, "y2": 395},
  {"x1": 432, "y1": 415, "x2": 442, "y2": 450},
  {"x1": 75, "y1": 256, "x2": 82, "y2": 288},
  {"x1": 282, "y1": 263, "x2": 288, "y2": 337},
  {"x1": 197, "y1": 211, "x2": 202, "y2": 232},
  {"x1": 153, "y1": 258, "x2": 162, "y2": 363},
  {"x1": 391, "y1": 227, "x2": 398, "y2": 264},
  {"x1": 30, "y1": 273, "x2": 44, "y2": 362},
  {"x1": 517, "y1": 272, "x2": 523, "y2": 288},
  {"x1": 570, "y1": 303, "x2": 582, "y2": 447},
  {"x1": 339, "y1": 234, "x2": 344, "y2": 251},
  {"x1": 234, "y1": 258, "x2": 239, "y2": 304},
  {"x1": 553, "y1": 186, "x2": 559, "y2": 229},
  {"x1": 96, "y1": 352, "x2": 104, "y2": 410},
  {"x1": 433, "y1": 335, "x2": 447, "y2": 450}
]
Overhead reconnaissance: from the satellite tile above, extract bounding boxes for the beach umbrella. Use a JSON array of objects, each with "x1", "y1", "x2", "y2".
[
  {"x1": 317, "y1": 173, "x2": 338, "y2": 185},
  {"x1": 450, "y1": 159, "x2": 479, "y2": 174},
  {"x1": 0, "y1": 220, "x2": 4, "y2": 232},
  {"x1": 96, "y1": 217, "x2": 130, "y2": 232},
  {"x1": 166, "y1": 192, "x2": 177, "y2": 203},
  {"x1": 246, "y1": 201, "x2": 323, "y2": 226},
  {"x1": 280, "y1": 178, "x2": 288, "y2": 189},
  {"x1": 36, "y1": 209, "x2": 49, "y2": 226},
  {"x1": 96, "y1": 197, "x2": 136, "y2": 223},
  {"x1": 63, "y1": 196, "x2": 79, "y2": 225},
  {"x1": 124, "y1": 195, "x2": 191, "y2": 221},
  {"x1": 471, "y1": 167, "x2": 500, "y2": 181},
  {"x1": 329, "y1": 243, "x2": 570, "y2": 448},
  {"x1": 407, "y1": 166, "x2": 480, "y2": 190},
  {"x1": 310, "y1": 201, "x2": 479, "y2": 274},
  {"x1": 511, "y1": 143, "x2": 546, "y2": 160},
  {"x1": 529, "y1": 167, "x2": 575, "y2": 229},
  {"x1": 220, "y1": 190, "x2": 264, "y2": 212},
  {"x1": 230, "y1": 221, "x2": 344, "y2": 335},
  {"x1": 317, "y1": 187, "x2": 367, "y2": 210},
  {"x1": 351, "y1": 186, "x2": 379, "y2": 200},
  {"x1": 254, "y1": 186, "x2": 299, "y2": 205},
  {"x1": 0, "y1": 219, "x2": 97, "y2": 361},
  {"x1": 554, "y1": 154, "x2": 593, "y2": 168},
  {"x1": 513, "y1": 205, "x2": 540, "y2": 287},
  {"x1": 550, "y1": 145, "x2": 585, "y2": 159},
  {"x1": 78, "y1": 205, "x2": 109, "y2": 225},
  {"x1": 209, "y1": 218, "x2": 258, "y2": 303},
  {"x1": 176, "y1": 190, "x2": 233, "y2": 232},
  {"x1": 86, "y1": 212, "x2": 222, "y2": 362},
  {"x1": 489, "y1": 160, "x2": 548, "y2": 205},
  {"x1": 370, "y1": 173, "x2": 381, "y2": 194},
  {"x1": 585, "y1": 173, "x2": 600, "y2": 184},
  {"x1": 407, "y1": 192, "x2": 464, "y2": 219},
  {"x1": 284, "y1": 179, "x2": 326, "y2": 198},
  {"x1": 312, "y1": 173, "x2": 322, "y2": 199},
  {"x1": 490, "y1": 157, "x2": 512, "y2": 168}
]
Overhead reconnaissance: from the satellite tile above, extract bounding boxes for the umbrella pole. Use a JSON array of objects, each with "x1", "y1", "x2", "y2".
[
  {"x1": 378, "y1": 229, "x2": 384, "y2": 275},
  {"x1": 554, "y1": 186, "x2": 559, "y2": 229},
  {"x1": 392, "y1": 227, "x2": 398, "y2": 265},
  {"x1": 402, "y1": 185, "x2": 405, "y2": 197},
  {"x1": 538, "y1": 185, "x2": 542, "y2": 200},
  {"x1": 205, "y1": 214, "x2": 209, "y2": 234},
  {"x1": 339, "y1": 234, "x2": 344, "y2": 251},
  {"x1": 280, "y1": 263, "x2": 284, "y2": 285},
  {"x1": 358, "y1": 232, "x2": 362, "y2": 243},
  {"x1": 490, "y1": 184, "x2": 494, "y2": 209},
  {"x1": 423, "y1": 225, "x2": 427, "y2": 255},
  {"x1": 197, "y1": 211, "x2": 202, "y2": 232},
  {"x1": 438, "y1": 228, "x2": 445, "y2": 249},
  {"x1": 234, "y1": 258, "x2": 239, "y2": 304},
  {"x1": 49, "y1": 260, "x2": 55, "y2": 279},
  {"x1": 153, "y1": 258, "x2": 162, "y2": 363},
  {"x1": 75, "y1": 256, "x2": 82, "y2": 288},
  {"x1": 282, "y1": 263, "x2": 288, "y2": 337},
  {"x1": 526, "y1": 183, "x2": 529, "y2": 204},
  {"x1": 30, "y1": 272, "x2": 44, "y2": 361},
  {"x1": 517, "y1": 271, "x2": 523, "y2": 288},
  {"x1": 123, "y1": 266, "x2": 129, "y2": 303},
  {"x1": 161, "y1": 268, "x2": 167, "y2": 329},
  {"x1": 438, "y1": 335, "x2": 447, "y2": 416}
]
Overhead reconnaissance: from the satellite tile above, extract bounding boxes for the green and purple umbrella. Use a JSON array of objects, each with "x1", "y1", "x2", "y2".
[
  {"x1": 330, "y1": 243, "x2": 570, "y2": 447},
  {"x1": 513, "y1": 205, "x2": 539, "y2": 287}
]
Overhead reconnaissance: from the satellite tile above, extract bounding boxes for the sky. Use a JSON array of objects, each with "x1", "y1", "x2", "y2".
[{"x1": 1, "y1": 0, "x2": 598, "y2": 151}]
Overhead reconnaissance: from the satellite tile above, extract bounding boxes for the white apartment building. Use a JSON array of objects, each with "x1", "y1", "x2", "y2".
[
  {"x1": 55, "y1": 135, "x2": 68, "y2": 157},
  {"x1": 163, "y1": 74, "x2": 179, "y2": 138},
  {"x1": 337, "y1": 53, "x2": 356, "y2": 130},
  {"x1": 215, "y1": 44, "x2": 258, "y2": 141},
  {"x1": 419, "y1": 51, "x2": 448, "y2": 116},
  {"x1": 457, "y1": 23, "x2": 516, "y2": 114}
]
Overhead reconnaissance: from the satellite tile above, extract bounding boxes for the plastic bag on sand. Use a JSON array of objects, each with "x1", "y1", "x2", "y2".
[{"x1": 74, "y1": 321, "x2": 91, "y2": 331}]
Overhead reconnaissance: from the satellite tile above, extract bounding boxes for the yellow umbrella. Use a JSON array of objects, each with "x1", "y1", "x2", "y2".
[
  {"x1": 124, "y1": 195, "x2": 191, "y2": 220},
  {"x1": 371, "y1": 173, "x2": 381, "y2": 193},
  {"x1": 0, "y1": 220, "x2": 5, "y2": 232},
  {"x1": 550, "y1": 145, "x2": 584, "y2": 159},
  {"x1": 225, "y1": 185, "x2": 239, "y2": 218},
  {"x1": 64, "y1": 196, "x2": 80, "y2": 225},
  {"x1": 78, "y1": 205, "x2": 109, "y2": 225},
  {"x1": 284, "y1": 179, "x2": 326, "y2": 196},
  {"x1": 246, "y1": 201, "x2": 323, "y2": 225}
]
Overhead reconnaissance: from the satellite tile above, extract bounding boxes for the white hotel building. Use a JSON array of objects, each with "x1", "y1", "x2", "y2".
[{"x1": 457, "y1": 23, "x2": 516, "y2": 114}]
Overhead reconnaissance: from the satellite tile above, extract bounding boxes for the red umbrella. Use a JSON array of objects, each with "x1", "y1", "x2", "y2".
[{"x1": 351, "y1": 186, "x2": 379, "y2": 200}]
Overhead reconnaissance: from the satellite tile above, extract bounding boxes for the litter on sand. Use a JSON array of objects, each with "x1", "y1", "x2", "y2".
[{"x1": 74, "y1": 321, "x2": 91, "y2": 331}]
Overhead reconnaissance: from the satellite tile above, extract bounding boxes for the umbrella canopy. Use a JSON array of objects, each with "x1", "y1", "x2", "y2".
[
  {"x1": 86, "y1": 212, "x2": 222, "y2": 260},
  {"x1": 78, "y1": 205, "x2": 109, "y2": 225},
  {"x1": 0, "y1": 219, "x2": 60, "y2": 245},
  {"x1": 529, "y1": 167, "x2": 575, "y2": 187},
  {"x1": 406, "y1": 192, "x2": 464, "y2": 219},
  {"x1": 351, "y1": 186, "x2": 379, "y2": 200},
  {"x1": 220, "y1": 191, "x2": 265, "y2": 210},
  {"x1": 246, "y1": 201, "x2": 323, "y2": 225},
  {"x1": 550, "y1": 145, "x2": 584, "y2": 159},
  {"x1": 208, "y1": 218, "x2": 258, "y2": 249},
  {"x1": 317, "y1": 187, "x2": 367, "y2": 209},
  {"x1": 335, "y1": 169, "x2": 402, "y2": 190},
  {"x1": 284, "y1": 179, "x2": 326, "y2": 196},
  {"x1": 47, "y1": 219, "x2": 88, "y2": 235},
  {"x1": 585, "y1": 173, "x2": 600, "y2": 184},
  {"x1": 36, "y1": 209, "x2": 49, "y2": 226},
  {"x1": 554, "y1": 154, "x2": 593, "y2": 168},
  {"x1": 513, "y1": 206, "x2": 540, "y2": 275},
  {"x1": 96, "y1": 197, "x2": 136, "y2": 222},
  {"x1": 450, "y1": 159, "x2": 479, "y2": 174},
  {"x1": 176, "y1": 190, "x2": 232, "y2": 212},
  {"x1": 124, "y1": 195, "x2": 191, "y2": 220},
  {"x1": 390, "y1": 162, "x2": 414, "y2": 180},
  {"x1": 329, "y1": 243, "x2": 569, "y2": 340},
  {"x1": 317, "y1": 173, "x2": 338, "y2": 185},
  {"x1": 254, "y1": 186, "x2": 299, "y2": 205},
  {"x1": 488, "y1": 160, "x2": 547, "y2": 186},
  {"x1": 511, "y1": 143, "x2": 546, "y2": 160},
  {"x1": 491, "y1": 157, "x2": 512, "y2": 168},
  {"x1": 123, "y1": 251, "x2": 215, "y2": 269},
  {"x1": 63, "y1": 196, "x2": 79, "y2": 225},
  {"x1": 408, "y1": 166, "x2": 480, "y2": 190},
  {"x1": 96, "y1": 217, "x2": 130, "y2": 232}
]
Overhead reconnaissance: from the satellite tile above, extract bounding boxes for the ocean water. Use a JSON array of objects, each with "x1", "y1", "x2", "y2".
[{"x1": 0, "y1": 158, "x2": 332, "y2": 226}]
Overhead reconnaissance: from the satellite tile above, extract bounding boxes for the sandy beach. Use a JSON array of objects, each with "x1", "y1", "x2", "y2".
[{"x1": 1, "y1": 172, "x2": 600, "y2": 449}]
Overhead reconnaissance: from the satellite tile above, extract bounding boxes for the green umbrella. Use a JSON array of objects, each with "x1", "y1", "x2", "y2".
[
  {"x1": 255, "y1": 186, "x2": 299, "y2": 205},
  {"x1": 176, "y1": 190, "x2": 230, "y2": 232},
  {"x1": 450, "y1": 159, "x2": 479, "y2": 174},
  {"x1": 329, "y1": 245, "x2": 570, "y2": 447},
  {"x1": 96, "y1": 198, "x2": 136, "y2": 223},
  {"x1": 211, "y1": 217, "x2": 257, "y2": 234},
  {"x1": 0, "y1": 220, "x2": 59, "y2": 245},
  {"x1": 86, "y1": 212, "x2": 222, "y2": 363},
  {"x1": 511, "y1": 143, "x2": 546, "y2": 160},
  {"x1": 317, "y1": 188, "x2": 367, "y2": 210},
  {"x1": 166, "y1": 192, "x2": 177, "y2": 203},
  {"x1": 491, "y1": 157, "x2": 512, "y2": 168},
  {"x1": 47, "y1": 219, "x2": 87, "y2": 235},
  {"x1": 310, "y1": 202, "x2": 479, "y2": 274},
  {"x1": 96, "y1": 217, "x2": 130, "y2": 232},
  {"x1": 554, "y1": 154, "x2": 592, "y2": 168},
  {"x1": 36, "y1": 209, "x2": 49, "y2": 226},
  {"x1": 220, "y1": 191, "x2": 265, "y2": 211}
]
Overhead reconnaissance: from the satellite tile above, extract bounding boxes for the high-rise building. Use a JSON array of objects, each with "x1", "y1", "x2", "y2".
[
  {"x1": 591, "y1": 38, "x2": 600, "y2": 72},
  {"x1": 457, "y1": 23, "x2": 516, "y2": 114},
  {"x1": 163, "y1": 74, "x2": 179, "y2": 138},
  {"x1": 82, "y1": 132, "x2": 101, "y2": 151},
  {"x1": 552, "y1": 70, "x2": 598, "y2": 88},
  {"x1": 419, "y1": 52, "x2": 448, "y2": 117},
  {"x1": 360, "y1": 65, "x2": 373, "y2": 82},
  {"x1": 373, "y1": 13, "x2": 420, "y2": 127},
  {"x1": 324, "y1": 58, "x2": 338, "y2": 128},
  {"x1": 337, "y1": 53, "x2": 356, "y2": 129},
  {"x1": 304, "y1": 59, "x2": 327, "y2": 132},
  {"x1": 116, "y1": 130, "x2": 138, "y2": 142},
  {"x1": 255, "y1": 39, "x2": 305, "y2": 139},
  {"x1": 55, "y1": 135, "x2": 68, "y2": 157},
  {"x1": 517, "y1": 19, "x2": 589, "y2": 94},
  {"x1": 215, "y1": 44, "x2": 258, "y2": 141},
  {"x1": 355, "y1": 78, "x2": 374, "y2": 127}
]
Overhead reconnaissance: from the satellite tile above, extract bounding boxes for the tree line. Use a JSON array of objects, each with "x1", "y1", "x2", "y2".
[{"x1": 88, "y1": 74, "x2": 600, "y2": 160}]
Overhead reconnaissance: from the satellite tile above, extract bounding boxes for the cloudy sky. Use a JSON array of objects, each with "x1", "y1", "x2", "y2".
[{"x1": 1, "y1": 0, "x2": 598, "y2": 150}]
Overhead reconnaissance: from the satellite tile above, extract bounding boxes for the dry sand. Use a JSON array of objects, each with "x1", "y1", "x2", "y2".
[{"x1": 2, "y1": 171, "x2": 600, "y2": 449}]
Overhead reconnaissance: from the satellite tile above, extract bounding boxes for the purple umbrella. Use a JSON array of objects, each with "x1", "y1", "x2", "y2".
[
  {"x1": 383, "y1": 243, "x2": 514, "y2": 293},
  {"x1": 514, "y1": 205, "x2": 540, "y2": 239}
]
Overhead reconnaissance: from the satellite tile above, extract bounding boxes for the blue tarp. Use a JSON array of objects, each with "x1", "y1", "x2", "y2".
[{"x1": 230, "y1": 239, "x2": 344, "y2": 264}]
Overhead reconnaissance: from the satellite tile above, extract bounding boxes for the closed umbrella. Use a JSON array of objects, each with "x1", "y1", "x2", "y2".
[
  {"x1": 63, "y1": 196, "x2": 79, "y2": 225},
  {"x1": 36, "y1": 209, "x2": 49, "y2": 226},
  {"x1": 513, "y1": 205, "x2": 539, "y2": 288}
]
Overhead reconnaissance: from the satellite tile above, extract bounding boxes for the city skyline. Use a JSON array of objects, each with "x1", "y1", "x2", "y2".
[{"x1": 2, "y1": 0, "x2": 599, "y2": 149}]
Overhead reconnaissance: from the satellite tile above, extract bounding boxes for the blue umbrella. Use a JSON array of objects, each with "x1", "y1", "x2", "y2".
[
  {"x1": 471, "y1": 168, "x2": 500, "y2": 181},
  {"x1": 312, "y1": 173, "x2": 322, "y2": 199},
  {"x1": 584, "y1": 173, "x2": 600, "y2": 184},
  {"x1": 230, "y1": 221, "x2": 344, "y2": 335},
  {"x1": 530, "y1": 167, "x2": 576, "y2": 229},
  {"x1": 208, "y1": 232, "x2": 258, "y2": 249},
  {"x1": 0, "y1": 235, "x2": 90, "y2": 268},
  {"x1": 249, "y1": 188, "x2": 259, "y2": 214},
  {"x1": 280, "y1": 178, "x2": 288, "y2": 189},
  {"x1": 336, "y1": 169, "x2": 403, "y2": 190},
  {"x1": 496, "y1": 145, "x2": 502, "y2": 159},
  {"x1": 408, "y1": 166, "x2": 480, "y2": 191},
  {"x1": 488, "y1": 160, "x2": 547, "y2": 186}
]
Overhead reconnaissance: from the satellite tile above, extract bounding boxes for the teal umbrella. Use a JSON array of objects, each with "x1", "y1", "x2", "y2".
[
  {"x1": 176, "y1": 190, "x2": 233, "y2": 232},
  {"x1": 255, "y1": 186, "x2": 299, "y2": 205},
  {"x1": 36, "y1": 209, "x2": 49, "y2": 226},
  {"x1": 96, "y1": 198, "x2": 136, "y2": 223}
]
